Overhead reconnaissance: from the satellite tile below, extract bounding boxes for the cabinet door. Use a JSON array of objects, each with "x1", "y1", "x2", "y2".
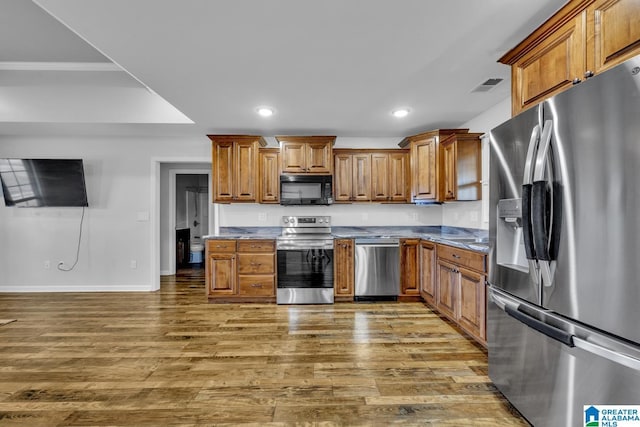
[
  {"x1": 589, "y1": 0, "x2": 640, "y2": 74},
  {"x1": 370, "y1": 153, "x2": 389, "y2": 201},
  {"x1": 206, "y1": 253, "x2": 236, "y2": 296},
  {"x1": 400, "y1": 239, "x2": 420, "y2": 295},
  {"x1": 259, "y1": 150, "x2": 279, "y2": 203},
  {"x1": 411, "y1": 137, "x2": 438, "y2": 201},
  {"x1": 512, "y1": 12, "x2": 586, "y2": 114},
  {"x1": 420, "y1": 241, "x2": 436, "y2": 305},
  {"x1": 334, "y1": 239, "x2": 355, "y2": 298},
  {"x1": 436, "y1": 259, "x2": 457, "y2": 320},
  {"x1": 457, "y1": 267, "x2": 486, "y2": 343},
  {"x1": 281, "y1": 141, "x2": 307, "y2": 173},
  {"x1": 306, "y1": 141, "x2": 333, "y2": 174},
  {"x1": 213, "y1": 141, "x2": 234, "y2": 202},
  {"x1": 442, "y1": 138, "x2": 457, "y2": 201},
  {"x1": 352, "y1": 153, "x2": 371, "y2": 201},
  {"x1": 388, "y1": 152, "x2": 409, "y2": 202},
  {"x1": 234, "y1": 140, "x2": 259, "y2": 201},
  {"x1": 334, "y1": 154, "x2": 353, "y2": 202}
]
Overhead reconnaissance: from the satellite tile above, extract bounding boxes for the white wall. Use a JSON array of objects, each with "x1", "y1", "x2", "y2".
[{"x1": 0, "y1": 135, "x2": 210, "y2": 291}]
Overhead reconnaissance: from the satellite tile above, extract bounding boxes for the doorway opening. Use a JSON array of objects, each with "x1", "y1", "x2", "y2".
[{"x1": 175, "y1": 174, "x2": 209, "y2": 271}]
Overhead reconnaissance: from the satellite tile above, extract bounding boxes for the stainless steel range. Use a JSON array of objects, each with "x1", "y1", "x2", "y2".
[{"x1": 276, "y1": 216, "x2": 334, "y2": 304}]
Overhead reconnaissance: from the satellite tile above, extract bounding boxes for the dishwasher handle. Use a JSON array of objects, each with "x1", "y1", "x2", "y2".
[{"x1": 354, "y1": 239, "x2": 400, "y2": 246}]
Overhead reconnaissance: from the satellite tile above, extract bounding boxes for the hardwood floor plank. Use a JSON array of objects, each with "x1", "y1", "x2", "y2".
[{"x1": 0, "y1": 268, "x2": 528, "y2": 425}]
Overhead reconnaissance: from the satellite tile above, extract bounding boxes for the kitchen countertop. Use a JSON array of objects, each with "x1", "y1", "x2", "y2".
[{"x1": 203, "y1": 225, "x2": 489, "y2": 253}]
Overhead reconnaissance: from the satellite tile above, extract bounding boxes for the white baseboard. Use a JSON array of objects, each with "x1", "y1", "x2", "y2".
[
  {"x1": 160, "y1": 270, "x2": 173, "y2": 276},
  {"x1": 0, "y1": 284, "x2": 155, "y2": 292}
]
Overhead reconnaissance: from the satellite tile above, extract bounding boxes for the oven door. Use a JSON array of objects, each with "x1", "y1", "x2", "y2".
[{"x1": 276, "y1": 242, "x2": 334, "y2": 304}]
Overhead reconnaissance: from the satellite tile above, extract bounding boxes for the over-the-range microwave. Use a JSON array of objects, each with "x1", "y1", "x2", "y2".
[{"x1": 279, "y1": 175, "x2": 333, "y2": 205}]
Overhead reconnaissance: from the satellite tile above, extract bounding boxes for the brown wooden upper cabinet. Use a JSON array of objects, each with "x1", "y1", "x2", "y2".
[
  {"x1": 277, "y1": 136, "x2": 335, "y2": 174},
  {"x1": 333, "y1": 149, "x2": 409, "y2": 203},
  {"x1": 440, "y1": 132, "x2": 483, "y2": 201},
  {"x1": 500, "y1": 0, "x2": 640, "y2": 115},
  {"x1": 259, "y1": 148, "x2": 280, "y2": 204},
  {"x1": 209, "y1": 135, "x2": 266, "y2": 203},
  {"x1": 400, "y1": 129, "x2": 480, "y2": 203}
]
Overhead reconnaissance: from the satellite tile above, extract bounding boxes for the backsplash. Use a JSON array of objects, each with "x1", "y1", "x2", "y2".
[{"x1": 218, "y1": 203, "x2": 443, "y2": 227}]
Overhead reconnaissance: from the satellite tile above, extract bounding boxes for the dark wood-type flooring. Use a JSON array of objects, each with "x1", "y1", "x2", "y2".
[{"x1": 0, "y1": 268, "x2": 528, "y2": 426}]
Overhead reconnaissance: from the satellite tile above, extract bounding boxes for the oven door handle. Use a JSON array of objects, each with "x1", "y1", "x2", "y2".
[{"x1": 276, "y1": 243, "x2": 334, "y2": 251}]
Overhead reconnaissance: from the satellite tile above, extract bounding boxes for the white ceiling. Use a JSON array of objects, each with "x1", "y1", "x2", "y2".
[{"x1": 0, "y1": 0, "x2": 566, "y2": 137}]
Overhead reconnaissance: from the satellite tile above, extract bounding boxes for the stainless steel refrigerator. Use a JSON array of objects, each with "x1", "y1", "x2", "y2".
[{"x1": 488, "y1": 54, "x2": 640, "y2": 426}]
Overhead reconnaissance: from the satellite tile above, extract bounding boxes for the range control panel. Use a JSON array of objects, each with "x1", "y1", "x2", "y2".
[{"x1": 281, "y1": 216, "x2": 331, "y2": 227}]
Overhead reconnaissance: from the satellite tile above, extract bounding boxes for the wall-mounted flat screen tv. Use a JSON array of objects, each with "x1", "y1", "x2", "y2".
[{"x1": 0, "y1": 159, "x2": 89, "y2": 207}]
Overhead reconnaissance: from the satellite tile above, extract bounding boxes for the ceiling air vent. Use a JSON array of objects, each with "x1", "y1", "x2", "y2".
[{"x1": 471, "y1": 78, "x2": 504, "y2": 93}]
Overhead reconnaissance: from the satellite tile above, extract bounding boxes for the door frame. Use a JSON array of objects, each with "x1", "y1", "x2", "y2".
[
  {"x1": 150, "y1": 157, "x2": 214, "y2": 291},
  {"x1": 168, "y1": 168, "x2": 211, "y2": 275}
]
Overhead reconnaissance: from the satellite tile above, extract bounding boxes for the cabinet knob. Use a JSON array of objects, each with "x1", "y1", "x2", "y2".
[
  {"x1": 452, "y1": 253, "x2": 460, "y2": 259},
  {"x1": 584, "y1": 70, "x2": 594, "y2": 78},
  {"x1": 250, "y1": 283, "x2": 263, "y2": 288},
  {"x1": 572, "y1": 77, "x2": 582, "y2": 85}
]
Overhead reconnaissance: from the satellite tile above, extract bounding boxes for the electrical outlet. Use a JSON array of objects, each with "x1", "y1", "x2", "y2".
[
  {"x1": 361, "y1": 212, "x2": 368, "y2": 221},
  {"x1": 44, "y1": 260, "x2": 50, "y2": 269},
  {"x1": 470, "y1": 211, "x2": 479, "y2": 222},
  {"x1": 258, "y1": 212, "x2": 267, "y2": 222},
  {"x1": 130, "y1": 260, "x2": 137, "y2": 269},
  {"x1": 411, "y1": 212, "x2": 418, "y2": 221}
]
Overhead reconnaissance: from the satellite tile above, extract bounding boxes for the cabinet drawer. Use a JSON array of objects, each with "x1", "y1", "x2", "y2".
[
  {"x1": 237, "y1": 253, "x2": 275, "y2": 274},
  {"x1": 437, "y1": 244, "x2": 486, "y2": 273},
  {"x1": 237, "y1": 240, "x2": 275, "y2": 252},
  {"x1": 238, "y1": 275, "x2": 275, "y2": 296},
  {"x1": 206, "y1": 240, "x2": 236, "y2": 253}
]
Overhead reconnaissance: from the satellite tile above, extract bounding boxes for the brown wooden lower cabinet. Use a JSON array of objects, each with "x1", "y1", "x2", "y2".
[
  {"x1": 206, "y1": 239, "x2": 276, "y2": 302},
  {"x1": 421, "y1": 241, "x2": 487, "y2": 346},
  {"x1": 457, "y1": 266, "x2": 486, "y2": 342},
  {"x1": 419, "y1": 240, "x2": 436, "y2": 305},
  {"x1": 400, "y1": 238, "x2": 420, "y2": 299},
  {"x1": 435, "y1": 259, "x2": 457, "y2": 320},
  {"x1": 334, "y1": 239, "x2": 355, "y2": 301}
]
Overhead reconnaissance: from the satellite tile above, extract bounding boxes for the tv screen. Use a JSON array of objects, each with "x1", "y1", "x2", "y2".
[{"x1": 0, "y1": 159, "x2": 88, "y2": 207}]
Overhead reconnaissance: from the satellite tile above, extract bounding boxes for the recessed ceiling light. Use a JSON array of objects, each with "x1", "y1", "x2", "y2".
[
  {"x1": 392, "y1": 108, "x2": 410, "y2": 118},
  {"x1": 256, "y1": 107, "x2": 274, "y2": 117}
]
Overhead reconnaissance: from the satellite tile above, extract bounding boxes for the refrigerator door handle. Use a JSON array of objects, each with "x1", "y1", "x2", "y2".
[
  {"x1": 533, "y1": 120, "x2": 554, "y2": 182},
  {"x1": 490, "y1": 286, "x2": 574, "y2": 347},
  {"x1": 522, "y1": 125, "x2": 541, "y2": 282},
  {"x1": 504, "y1": 304, "x2": 575, "y2": 347},
  {"x1": 573, "y1": 337, "x2": 640, "y2": 371},
  {"x1": 531, "y1": 120, "x2": 556, "y2": 287}
]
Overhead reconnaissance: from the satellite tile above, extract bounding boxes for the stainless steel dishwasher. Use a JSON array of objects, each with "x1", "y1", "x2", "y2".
[{"x1": 354, "y1": 237, "x2": 400, "y2": 301}]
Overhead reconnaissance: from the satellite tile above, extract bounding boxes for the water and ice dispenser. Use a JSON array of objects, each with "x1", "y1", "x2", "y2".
[{"x1": 497, "y1": 198, "x2": 529, "y2": 272}]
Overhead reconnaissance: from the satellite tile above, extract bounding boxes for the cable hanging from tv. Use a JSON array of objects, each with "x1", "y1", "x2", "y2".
[{"x1": 57, "y1": 206, "x2": 86, "y2": 272}]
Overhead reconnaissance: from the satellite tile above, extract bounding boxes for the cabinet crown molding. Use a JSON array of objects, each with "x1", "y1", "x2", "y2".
[
  {"x1": 398, "y1": 129, "x2": 470, "y2": 148},
  {"x1": 275, "y1": 135, "x2": 336, "y2": 145},
  {"x1": 207, "y1": 134, "x2": 267, "y2": 147},
  {"x1": 498, "y1": 0, "x2": 594, "y2": 65}
]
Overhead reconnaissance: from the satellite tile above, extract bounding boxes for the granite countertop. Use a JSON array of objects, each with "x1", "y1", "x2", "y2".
[{"x1": 204, "y1": 225, "x2": 489, "y2": 253}]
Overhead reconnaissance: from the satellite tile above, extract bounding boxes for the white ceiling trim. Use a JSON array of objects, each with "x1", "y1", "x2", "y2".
[{"x1": 0, "y1": 61, "x2": 120, "y2": 71}]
